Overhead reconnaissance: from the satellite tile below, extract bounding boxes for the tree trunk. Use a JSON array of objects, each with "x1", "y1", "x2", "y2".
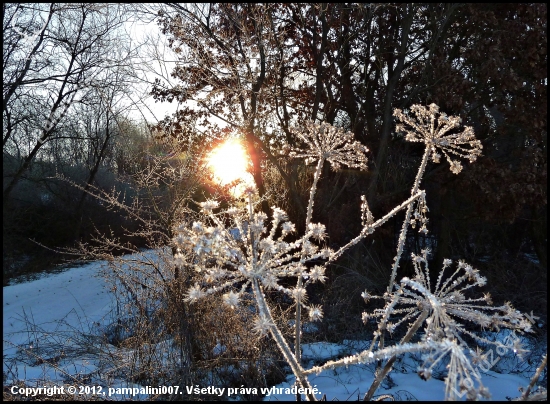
[
  {"x1": 366, "y1": 6, "x2": 415, "y2": 206},
  {"x1": 74, "y1": 118, "x2": 112, "y2": 239}
]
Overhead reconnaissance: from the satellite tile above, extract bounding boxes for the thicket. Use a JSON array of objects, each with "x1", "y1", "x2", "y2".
[{"x1": 2, "y1": 123, "x2": 156, "y2": 284}]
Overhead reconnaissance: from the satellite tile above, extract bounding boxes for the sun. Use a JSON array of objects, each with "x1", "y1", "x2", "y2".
[{"x1": 207, "y1": 138, "x2": 254, "y2": 188}]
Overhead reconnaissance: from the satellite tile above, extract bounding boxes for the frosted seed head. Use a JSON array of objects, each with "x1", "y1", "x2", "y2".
[
  {"x1": 309, "y1": 305, "x2": 324, "y2": 321},
  {"x1": 319, "y1": 248, "x2": 332, "y2": 259},
  {"x1": 253, "y1": 315, "x2": 274, "y2": 336},
  {"x1": 281, "y1": 221, "x2": 296, "y2": 235},
  {"x1": 184, "y1": 284, "x2": 205, "y2": 303},
  {"x1": 308, "y1": 222, "x2": 326, "y2": 241},
  {"x1": 173, "y1": 253, "x2": 186, "y2": 267},
  {"x1": 261, "y1": 273, "x2": 279, "y2": 290},
  {"x1": 289, "y1": 121, "x2": 369, "y2": 170},
  {"x1": 361, "y1": 290, "x2": 371, "y2": 303},
  {"x1": 272, "y1": 207, "x2": 287, "y2": 222},
  {"x1": 394, "y1": 104, "x2": 482, "y2": 173},
  {"x1": 308, "y1": 266, "x2": 327, "y2": 283},
  {"x1": 449, "y1": 160, "x2": 463, "y2": 174},
  {"x1": 291, "y1": 287, "x2": 308, "y2": 303},
  {"x1": 222, "y1": 291, "x2": 240, "y2": 309}
]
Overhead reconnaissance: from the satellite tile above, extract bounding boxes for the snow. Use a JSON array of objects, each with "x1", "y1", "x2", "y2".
[
  {"x1": 3, "y1": 260, "x2": 113, "y2": 338},
  {"x1": 3, "y1": 256, "x2": 151, "y2": 400},
  {"x1": 264, "y1": 345, "x2": 530, "y2": 401},
  {"x1": 286, "y1": 331, "x2": 545, "y2": 401},
  {"x1": 3, "y1": 252, "x2": 542, "y2": 401}
]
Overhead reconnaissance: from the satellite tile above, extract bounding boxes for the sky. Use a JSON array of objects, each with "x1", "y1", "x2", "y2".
[{"x1": 122, "y1": 15, "x2": 180, "y2": 124}]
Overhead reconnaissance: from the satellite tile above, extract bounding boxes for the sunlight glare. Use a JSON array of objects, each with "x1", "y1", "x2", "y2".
[{"x1": 207, "y1": 139, "x2": 254, "y2": 190}]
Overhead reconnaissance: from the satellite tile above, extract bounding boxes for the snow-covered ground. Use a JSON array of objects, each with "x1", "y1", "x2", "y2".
[
  {"x1": 3, "y1": 257, "x2": 150, "y2": 400},
  {"x1": 264, "y1": 340, "x2": 535, "y2": 401},
  {"x1": 3, "y1": 253, "x2": 545, "y2": 401}
]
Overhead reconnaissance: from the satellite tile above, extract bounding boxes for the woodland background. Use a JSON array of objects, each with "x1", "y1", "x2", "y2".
[{"x1": 3, "y1": 3, "x2": 546, "y2": 324}]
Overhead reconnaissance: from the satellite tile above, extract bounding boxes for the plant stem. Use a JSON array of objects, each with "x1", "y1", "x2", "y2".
[
  {"x1": 387, "y1": 146, "x2": 430, "y2": 294},
  {"x1": 363, "y1": 308, "x2": 429, "y2": 401},
  {"x1": 371, "y1": 147, "x2": 430, "y2": 391},
  {"x1": 305, "y1": 158, "x2": 324, "y2": 228},
  {"x1": 251, "y1": 278, "x2": 317, "y2": 401},
  {"x1": 328, "y1": 191, "x2": 425, "y2": 263},
  {"x1": 248, "y1": 192, "x2": 257, "y2": 268},
  {"x1": 247, "y1": 189, "x2": 316, "y2": 400},
  {"x1": 521, "y1": 351, "x2": 547, "y2": 400},
  {"x1": 296, "y1": 157, "x2": 325, "y2": 370}
]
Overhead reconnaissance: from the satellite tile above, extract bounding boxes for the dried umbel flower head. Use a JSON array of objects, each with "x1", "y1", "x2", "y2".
[
  {"x1": 359, "y1": 249, "x2": 533, "y2": 400},
  {"x1": 365, "y1": 249, "x2": 532, "y2": 349},
  {"x1": 420, "y1": 339, "x2": 492, "y2": 401},
  {"x1": 288, "y1": 121, "x2": 369, "y2": 171},
  {"x1": 394, "y1": 104, "x2": 482, "y2": 174},
  {"x1": 308, "y1": 305, "x2": 324, "y2": 321},
  {"x1": 173, "y1": 204, "x2": 332, "y2": 314}
]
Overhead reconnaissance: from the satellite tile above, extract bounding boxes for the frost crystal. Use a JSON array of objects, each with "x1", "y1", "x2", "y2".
[
  {"x1": 308, "y1": 223, "x2": 326, "y2": 240},
  {"x1": 309, "y1": 305, "x2": 324, "y2": 321},
  {"x1": 360, "y1": 195, "x2": 374, "y2": 227},
  {"x1": 253, "y1": 315, "x2": 274, "y2": 336},
  {"x1": 308, "y1": 266, "x2": 327, "y2": 283},
  {"x1": 292, "y1": 287, "x2": 308, "y2": 303},
  {"x1": 222, "y1": 291, "x2": 240, "y2": 309},
  {"x1": 184, "y1": 283, "x2": 205, "y2": 302},
  {"x1": 272, "y1": 207, "x2": 287, "y2": 222},
  {"x1": 281, "y1": 222, "x2": 295, "y2": 234}
]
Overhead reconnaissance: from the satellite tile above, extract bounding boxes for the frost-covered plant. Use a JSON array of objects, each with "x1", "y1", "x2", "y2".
[
  {"x1": 173, "y1": 123, "x2": 373, "y2": 400},
  {"x1": 364, "y1": 250, "x2": 533, "y2": 343},
  {"x1": 174, "y1": 200, "x2": 330, "y2": 397},
  {"x1": 174, "y1": 198, "x2": 331, "y2": 319},
  {"x1": 361, "y1": 249, "x2": 532, "y2": 400},
  {"x1": 394, "y1": 103, "x2": 483, "y2": 175},
  {"x1": 388, "y1": 104, "x2": 483, "y2": 294},
  {"x1": 173, "y1": 104, "x2": 530, "y2": 401},
  {"x1": 288, "y1": 122, "x2": 368, "y2": 369}
]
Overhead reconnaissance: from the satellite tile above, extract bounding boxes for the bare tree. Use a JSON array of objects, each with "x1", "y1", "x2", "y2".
[{"x1": 3, "y1": 3, "x2": 132, "y2": 203}]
